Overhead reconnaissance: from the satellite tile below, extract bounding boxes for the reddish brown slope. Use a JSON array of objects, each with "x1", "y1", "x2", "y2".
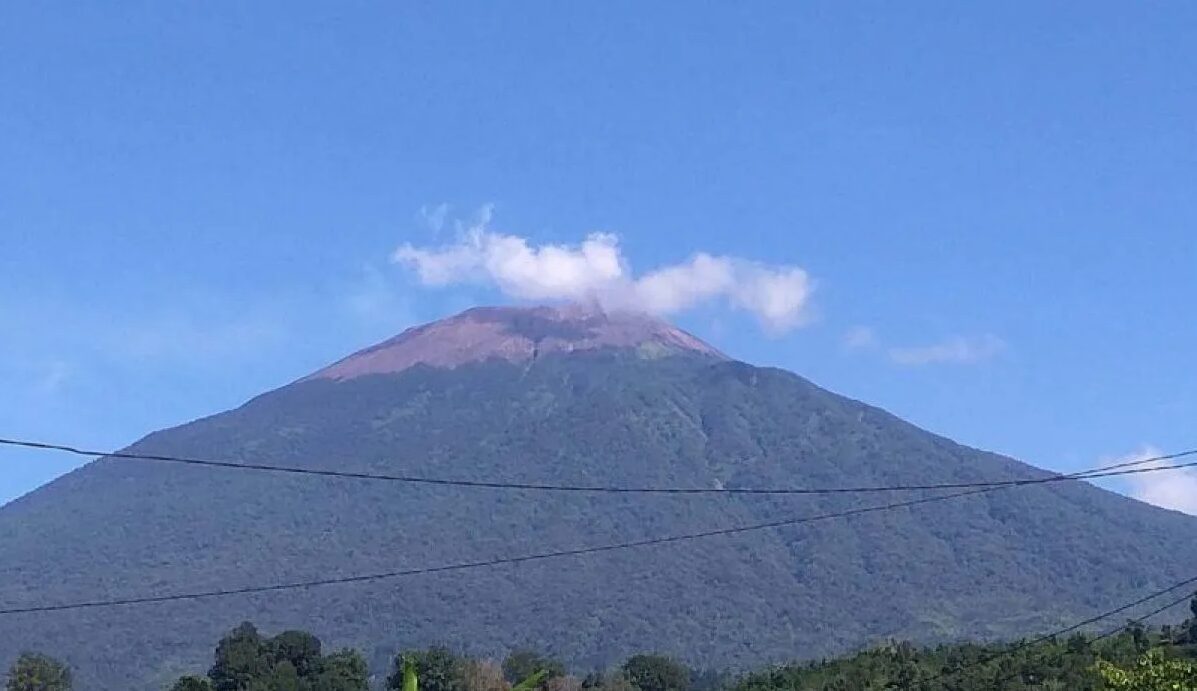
[{"x1": 305, "y1": 304, "x2": 725, "y2": 382}]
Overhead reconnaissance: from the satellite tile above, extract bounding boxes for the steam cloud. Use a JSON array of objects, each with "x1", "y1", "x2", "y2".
[{"x1": 393, "y1": 211, "x2": 812, "y2": 332}]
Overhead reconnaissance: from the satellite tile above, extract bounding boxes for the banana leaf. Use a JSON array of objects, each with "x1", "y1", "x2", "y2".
[
  {"x1": 403, "y1": 656, "x2": 418, "y2": 691},
  {"x1": 512, "y1": 669, "x2": 549, "y2": 691}
]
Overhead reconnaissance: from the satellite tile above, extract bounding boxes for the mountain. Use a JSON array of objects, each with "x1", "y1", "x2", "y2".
[
  {"x1": 2, "y1": 305, "x2": 1195, "y2": 689},
  {"x1": 305, "y1": 304, "x2": 726, "y2": 380}
]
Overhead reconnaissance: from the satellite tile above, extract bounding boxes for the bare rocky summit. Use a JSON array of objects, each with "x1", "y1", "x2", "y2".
[{"x1": 306, "y1": 304, "x2": 725, "y2": 381}]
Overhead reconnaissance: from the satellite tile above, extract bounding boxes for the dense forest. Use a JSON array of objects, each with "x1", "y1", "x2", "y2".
[
  {"x1": 9, "y1": 349, "x2": 1197, "y2": 690},
  {"x1": 7, "y1": 600, "x2": 1197, "y2": 691}
]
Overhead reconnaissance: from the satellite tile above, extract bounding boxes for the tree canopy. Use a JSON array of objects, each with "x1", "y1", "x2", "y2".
[
  {"x1": 1098, "y1": 650, "x2": 1197, "y2": 690},
  {"x1": 386, "y1": 647, "x2": 464, "y2": 691},
  {"x1": 621, "y1": 655, "x2": 689, "y2": 691},
  {"x1": 119, "y1": 600, "x2": 1197, "y2": 691},
  {"x1": 5, "y1": 653, "x2": 72, "y2": 691},
  {"x1": 169, "y1": 622, "x2": 367, "y2": 691},
  {"x1": 503, "y1": 650, "x2": 564, "y2": 685}
]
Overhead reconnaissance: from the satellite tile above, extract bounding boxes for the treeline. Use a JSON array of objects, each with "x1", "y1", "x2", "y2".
[
  {"x1": 736, "y1": 623, "x2": 1197, "y2": 690},
  {"x1": 7, "y1": 608, "x2": 1197, "y2": 691}
]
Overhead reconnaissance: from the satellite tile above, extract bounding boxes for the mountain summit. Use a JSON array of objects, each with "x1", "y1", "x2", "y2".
[
  {"x1": 3, "y1": 307, "x2": 1197, "y2": 689},
  {"x1": 307, "y1": 304, "x2": 724, "y2": 381}
]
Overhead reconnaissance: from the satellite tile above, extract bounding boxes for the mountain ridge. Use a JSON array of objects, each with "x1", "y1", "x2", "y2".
[{"x1": 2, "y1": 306, "x2": 1195, "y2": 689}]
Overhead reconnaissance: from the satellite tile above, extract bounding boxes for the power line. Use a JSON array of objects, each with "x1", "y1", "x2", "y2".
[
  {"x1": 3, "y1": 436, "x2": 1193, "y2": 616},
  {"x1": 1007, "y1": 576, "x2": 1197, "y2": 651},
  {"x1": 914, "y1": 574, "x2": 1197, "y2": 687},
  {"x1": 980, "y1": 586, "x2": 1197, "y2": 688},
  {"x1": 1, "y1": 436, "x2": 1194, "y2": 496},
  {"x1": 0, "y1": 483, "x2": 1016, "y2": 615},
  {"x1": 1091, "y1": 589, "x2": 1195, "y2": 645}
]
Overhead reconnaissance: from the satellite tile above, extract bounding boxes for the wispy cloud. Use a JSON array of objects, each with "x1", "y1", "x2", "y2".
[
  {"x1": 418, "y1": 203, "x2": 450, "y2": 234},
  {"x1": 392, "y1": 208, "x2": 814, "y2": 332},
  {"x1": 33, "y1": 360, "x2": 73, "y2": 396},
  {"x1": 843, "y1": 326, "x2": 877, "y2": 350},
  {"x1": 103, "y1": 312, "x2": 286, "y2": 361},
  {"x1": 888, "y1": 335, "x2": 1005, "y2": 366},
  {"x1": 345, "y1": 265, "x2": 417, "y2": 337},
  {"x1": 0, "y1": 294, "x2": 292, "y2": 374},
  {"x1": 1109, "y1": 445, "x2": 1197, "y2": 515}
]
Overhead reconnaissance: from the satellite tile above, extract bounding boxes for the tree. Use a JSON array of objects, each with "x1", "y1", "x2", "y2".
[
  {"x1": 209, "y1": 622, "x2": 270, "y2": 691},
  {"x1": 1189, "y1": 593, "x2": 1197, "y2": 644},
  {"x1": 388, "y1": 648, "x2": 464, "y2": 691},
  {"x1": 5, "y1": 653, "x2": 72, "y2": 691},
  {"x1": 587, "y1": 674, "x2": 633, "y2": 691},
  {"x1": 170, "y1": 678, "x2": 213, "y2": 691},
  {"x1": 258, "y1": 660, "x2": 301, "y2": 690},
  {"x1": 462, "y1": 659, "x2": 509, "y2": 691},
  {"x1": 1127, "y1": 621, "x2": 1150, "y2": 655},
  {"x1": 268, "y1": 630, "x2": 324, "y2": 677},
  {"x1": 503, "y1": 651, "x2": 564, "y2": 685},
  {"x1": 621, "y1": 656, "x2": 689, "y2": 691},
  {"x1": 181, "y1": 622, "x2": 366, "y2": 691},
  {"x1": 686, "y1": 669, "x2": 728, "y2": 691},
  {"x1": 1097, "y1": 650, "x2": 1197, "y2": 689},
  {"x1": 308, "y1": 650, "x2": 370, "y2": 691},
  {"x1": 544, "y1": 677, "x2": 581, "y2": 691}
]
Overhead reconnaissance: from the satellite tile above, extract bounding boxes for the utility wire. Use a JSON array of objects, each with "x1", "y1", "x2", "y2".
[
  {"x1": 980, "y1": 586, "x2": 1197, "y2": 688},
  {"x1": 1090, "y1": 588, "x2": 1196, "y2": 645},
  {"x1": 3, "y1": 437, "x2": 1193, "y2": 617},
  {"x1": 1, "y1": 449, "x2": 1191, "y2": 691},
  {"x1": 913, "y1": 574, "x2": 1197, "y2": 687},
  {"x1": 0, "y1": 483, "x2": 1018, "y2": 615},
  {"x1": 1, "y1": 436, "x2": 1193, "y2": 496}
]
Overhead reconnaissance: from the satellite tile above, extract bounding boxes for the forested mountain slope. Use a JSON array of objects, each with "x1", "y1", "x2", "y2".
[{"x1": 2, "y1": 306, "x2": 1194, "y2": 689}]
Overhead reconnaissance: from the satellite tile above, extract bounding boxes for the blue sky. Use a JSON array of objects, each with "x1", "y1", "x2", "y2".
[{"x1": 1, "y1": 2, "x2": 1194, "y2": 509}]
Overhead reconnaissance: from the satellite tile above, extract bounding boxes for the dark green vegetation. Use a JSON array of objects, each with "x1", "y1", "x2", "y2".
[
  {"x1": 172, "y1": 622, "x2": 369, "y2": 691},
  {"x1": 729, "y1": 620, "x2": 1197, "y2": 689},
  {"x1": 3, "y1": 326, "x2": 1197, "y2": 688},
  {"x1": 4, "y1": 653, "x2": 72, "y2": 691},
  {"x1": 11, "y1": 615, "x2": 1197, "y2": 690}
]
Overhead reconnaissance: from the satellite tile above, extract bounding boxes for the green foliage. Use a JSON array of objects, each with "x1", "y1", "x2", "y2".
[
  {"x1": 170, "y1": 678, "x2": 213, "y2": 691},
  {"x1": 5, "y1": 653, "x2": 72, "y2": 691},
  {"x1": 728, "y1": 628, "x2": 1197, "y2": 691},
  {"x1": 25, "y1": 618, "x2": 1197, "y2": 691},
  {"x1": 622, "y1": 655, "x2": 689, "y2": 691},
  {"x1": 387, "y1": 648, "x2": 464, "y2": 691},
  {"x1": 503, "y1": 650, "x2": 564, "y2": 685},
  {"x1": 311, "y1": 650, "x2": 370, "y2": 691},
  {"x1": 177, "y1": 622, "x2": 367, "y2": 691},
  {"x1": 268, "y1": 631, "x2": 324, "y2": 678},
  {"x1": 403, "y1": 657, "x2": 419, "y2": 691},
  {"x1": 461, "y1": 659, "x2": 507, "y2": 691},
  {"x1": 209, "y1": 623, "x2": 270, "y2": 691},
  {"x1": 511, "y1": 670, "x2": 549, "y2": 691},
  {"x1": 581, "y1": 672, "x2": 634, "y2": 691},
  {"x1": 1098, "y1": 650, "x2": 1197, "y2": 690},
  {"x1": 173, "y1": 675, "x2": 215, "y2": 689}
]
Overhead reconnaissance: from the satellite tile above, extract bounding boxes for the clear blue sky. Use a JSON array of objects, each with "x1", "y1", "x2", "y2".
[{"x1": 2, "y1": 2, "x2": 1194, "y2": 508}]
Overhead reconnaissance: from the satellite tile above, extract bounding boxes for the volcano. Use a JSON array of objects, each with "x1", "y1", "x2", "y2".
[{"x1": 2, "y1": 305, "x2": 1195, "y2": 689}]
